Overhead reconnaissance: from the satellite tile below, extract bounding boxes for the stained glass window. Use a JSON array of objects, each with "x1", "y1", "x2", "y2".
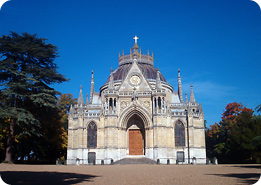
[
  {"x1": 87, "y1": 122, "x2": 97, "y2": 148},
  {"x1": 175, "y1": 121, "x2": 185, "y2": 146}
]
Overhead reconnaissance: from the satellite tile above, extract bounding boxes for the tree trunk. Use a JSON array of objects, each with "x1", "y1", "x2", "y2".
[{"x1": 4, "y1": 119, "x2": 14, "y2": 163}]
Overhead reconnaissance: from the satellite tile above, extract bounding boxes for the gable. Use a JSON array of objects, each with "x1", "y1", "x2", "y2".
[{"x1": 118, "y1": 61, "x2": 152, "y2": 92}]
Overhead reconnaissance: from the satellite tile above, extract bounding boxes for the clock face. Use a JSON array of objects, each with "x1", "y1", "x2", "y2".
[{"x1": 129, "y1": 75, "x2": 141, "y2": 86}]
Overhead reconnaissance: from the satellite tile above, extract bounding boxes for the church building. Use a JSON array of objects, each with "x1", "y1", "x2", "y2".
[{"x1": 67, "y1": 37, "x2": 206, "y2": 165}]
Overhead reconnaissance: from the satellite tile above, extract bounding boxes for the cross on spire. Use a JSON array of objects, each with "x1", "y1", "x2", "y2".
[{"x1": 133, "y1": 35, "x2": 139, "y2": 44}]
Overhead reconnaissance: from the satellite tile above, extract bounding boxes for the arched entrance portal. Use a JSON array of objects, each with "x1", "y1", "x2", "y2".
[{"x1": 127, "y1": 114, "x2": 145, "y2": 155}]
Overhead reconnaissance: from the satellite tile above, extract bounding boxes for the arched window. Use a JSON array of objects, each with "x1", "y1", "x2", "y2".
[
  {"x1": 87, "y1": 122, "x2": 97, "y2": 148},
  {"x1": 158, "y1": 97, "x2": 161, "y2": 108},
  {"x1": 175, "y1": 121, "x2": 185, "y2": 146},
  {"x1": 109, "y1": 98, "x2": 113, "y2": 110}
]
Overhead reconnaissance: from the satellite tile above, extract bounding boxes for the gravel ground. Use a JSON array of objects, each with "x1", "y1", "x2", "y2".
[{"x1": 0, "y1": 164, "x2": 260, "y2": 185}]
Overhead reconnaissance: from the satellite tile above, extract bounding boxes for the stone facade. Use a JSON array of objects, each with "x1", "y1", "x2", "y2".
[{"x1": 67, "y1": 38, "x2": 206, "y2": 165}]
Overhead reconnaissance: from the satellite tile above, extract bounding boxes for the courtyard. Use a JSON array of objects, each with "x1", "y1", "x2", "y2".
[{"x1": 0, "y1": 164, "x2": 260, "y2": 184}]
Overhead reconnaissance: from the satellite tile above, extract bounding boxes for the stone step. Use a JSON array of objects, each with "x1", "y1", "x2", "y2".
[{"x1": 113, "y1": 157, "x2": 157, "y2": 165}]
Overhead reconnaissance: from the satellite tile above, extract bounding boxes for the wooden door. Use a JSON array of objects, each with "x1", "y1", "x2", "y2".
[{"x1": 129, "y1": 129, "x2": 143, "y2": 155}]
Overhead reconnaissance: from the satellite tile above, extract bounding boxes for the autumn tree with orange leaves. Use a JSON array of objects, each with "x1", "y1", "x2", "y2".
[{"x1": 206, "y1": 102, "x2": 261, "y2": 164}]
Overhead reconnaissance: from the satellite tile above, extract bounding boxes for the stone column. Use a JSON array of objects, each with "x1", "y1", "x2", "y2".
[
  {"x1": 156, "y1": 96, "x2": 159, "y2": 114},
  {"x1": 163, "y1": 98, "x2": 166, "y2": 113},
  {"x1": 105, "y1": 99, "x2": 108, "y2": 114},
  {"x1": 160, "y1": 97, "x2": 163, "y2": 114},
  {"x1": 115, "y1": 98, "x2": 117, "y2": 114},
  {"x1": 152, "y1": 97, "x2": 155, "y2": 114}
]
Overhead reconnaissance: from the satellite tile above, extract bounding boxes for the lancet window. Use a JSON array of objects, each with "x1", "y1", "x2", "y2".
[
  {"x1": 87, "y1": 121, "x2": 97, "y2": 148},
  {"x1": 153, "y1": 96, "x2": 166, "y2": 114},
  {"x1": 175, "y1": 121, "x2": 185, "y2": 146},
  {"x1": 158, "y1": 97, "x2": 161, "y2": 109}
]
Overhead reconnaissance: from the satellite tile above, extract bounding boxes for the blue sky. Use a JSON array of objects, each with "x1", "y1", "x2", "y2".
[{"x1": 1, "y1": 0, "x2": 260, "y2": 127}]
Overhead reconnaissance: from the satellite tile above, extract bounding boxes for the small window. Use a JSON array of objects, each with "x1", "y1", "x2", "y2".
[{"x1": 177, "y1": 151, "x2": 184, "y2": 162}]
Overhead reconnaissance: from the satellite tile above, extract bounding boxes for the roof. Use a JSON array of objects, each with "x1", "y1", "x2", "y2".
[
  {"x1": 171, "y1": 92, "x2": 181, "y2": 103},
  {"x1": 106, "y1": 63, "x2": 167, "y2": 83},
  {"x1": 91, "y1": 93, "x2": 101, "y2": 104}
]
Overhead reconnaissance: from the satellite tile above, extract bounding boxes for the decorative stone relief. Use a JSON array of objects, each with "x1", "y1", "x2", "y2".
[
  {"x1": 120, "y1": 101, "x2": 128, "y2": 109},
  {"x1": 143, "y1": 101, "x2": 150, "y2": 108}
]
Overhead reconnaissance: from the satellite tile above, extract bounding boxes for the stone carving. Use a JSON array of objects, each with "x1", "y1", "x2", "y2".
[
  {"x1": 121, "y1": 101, "x2": 128, "y2": 109},
  {"x1": 143, "y1": 101, "x2": 150, "y2": 108},
  {"x1": 130, "y1": 75, "x2": 141, "y2": 86}
]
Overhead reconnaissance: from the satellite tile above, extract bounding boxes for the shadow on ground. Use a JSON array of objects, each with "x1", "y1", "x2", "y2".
[
  {"x1": 0, "y1": 171, "x2": 99, "y2": 185},
  {"x1": 229, "y1": 165, "x2": 261, "y2": 169},
  {"x1": 208, "y1": 173, "x2": 260, "y2": 184}
]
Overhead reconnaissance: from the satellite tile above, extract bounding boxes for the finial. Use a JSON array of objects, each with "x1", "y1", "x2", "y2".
[
  {"x1": 86, "y1": 93, "x2": 89, "y2": 104},
  {"x1": 152, "y1": 52, "x2": 154, "y2": 57},
  {"x1": 185, "y1": 93, "x2": 188, "y2": 104},
  {"x1": 133, "y1": 35, "x2": 139, "y2": 45},
  {"x1": 91, "y1": 70, "x2": 94, "y2": 80},
  {"x1": 147, "y1": 49, "x2": 149, "y2": 55},
  {"x1": 155, "y1": 68, "x2": 162, "y2": 90},
  {"x1": 178, "y1": 69, "x2": 183, "y2": 103},
  {"x1": 122, "y1": 50, "x2": 124, "y2": 55},
  {"x1": 189, "y1": 84, "x2": 196, "y2": 103},
  {"x1": 119, "y1": 53, "x2": 121, "y2": 57},
  {"x1": 90, "y1": 70, "x2": 95, "y2": 104},
  {"x1": 78, "y1": 85, "x2": 84, "y2": 105},
  {"x1": 109, "y1": 67, "x2": 114, "y2": 91}
]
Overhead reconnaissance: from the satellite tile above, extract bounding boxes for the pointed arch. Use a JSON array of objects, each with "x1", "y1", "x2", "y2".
[
  {"x1": 87, "y1": 121, "x2": 97, "y2": 148},
  {"x1": 175, "y1": 120, "x2": 185, "y2": 147},
  {"x1": 119, "y1": 105, "x2": 152, "y2": 129}
]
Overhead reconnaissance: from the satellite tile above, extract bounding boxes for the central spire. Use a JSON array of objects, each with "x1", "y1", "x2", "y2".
[{"x1": 118, "y1": 36, "x2": 154, "y2": 66}]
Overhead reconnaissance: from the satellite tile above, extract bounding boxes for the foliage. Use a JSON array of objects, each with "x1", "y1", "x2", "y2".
[
  {"x1": 0, "y1": 118, "x2": 9, "y2": 161},
  {"x1": 0, "y1": 32, "x2": 68, "y2": 163},
  {"x1": 256, "y1": 104, "x2": 261, "y2": 113},
  {"x1": 56, "y1": 93, "x2": 77, "y2": 160},
  {"x1": 206, "y1": 102, "x2": 261, "y2": 164},
  {"x1": 57, "y1": 94, "x2": 77, "y2": 132}
]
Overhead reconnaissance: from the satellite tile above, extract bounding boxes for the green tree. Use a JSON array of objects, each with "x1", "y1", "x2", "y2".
[
  {"x1": 0, "y1": 32, "x2": 67, "y2": 163},
  {"x1": 206, "y1": 102, "x2": 261, "y2": 163},
  {"x1": 56, "y1": 93, "x2": 77, "y2": 161},
  {"x1": 57, "y1": 93, "x2": 77, "y2": 132},
  {"x1": 251, "y1": 104, "x2": 261, "y2": 163}
]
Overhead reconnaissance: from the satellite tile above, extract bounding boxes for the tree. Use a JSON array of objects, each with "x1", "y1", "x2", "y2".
[
  {"x1": 0, "y1": 32, "x2": 67, "y2": 163},
  {"x1": 206, "y1": 102, "x2": 261, "y2": 163},
  {"x1": 56, "y1": 94, "x2": 77, "y2": 161},
  {"x1": 57, "y1": 94, "x2": 77, "y2": 132},
  {"x1": 228, "y1": 108, "x2": 257, "y2": 162},
  {"x1": 256, "y1": 104, "x2": 261, "y2": 113},
  {"x1": 251, "y1": 104, "x2": 261, "y2": 163}
]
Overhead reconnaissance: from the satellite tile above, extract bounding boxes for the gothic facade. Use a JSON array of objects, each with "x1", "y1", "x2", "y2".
[{"x1": 67, "y1": 38, "x2": 206, "y2": 165}]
